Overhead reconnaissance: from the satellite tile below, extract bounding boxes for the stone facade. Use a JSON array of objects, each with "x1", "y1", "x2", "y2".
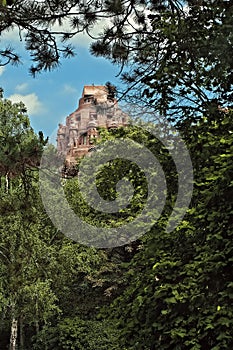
[{"x1": 56, "y1": 85, "x2": 128, "y2": 165}]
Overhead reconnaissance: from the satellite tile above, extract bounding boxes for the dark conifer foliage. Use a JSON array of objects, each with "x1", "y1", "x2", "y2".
[{"x1": 1, "y1": 1, "x2": 232, "y2": 119}]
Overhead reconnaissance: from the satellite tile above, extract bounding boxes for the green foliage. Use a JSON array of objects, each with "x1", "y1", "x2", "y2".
[
  {"x1": 0, "y1": 0, "x2": 14, "y2": 6},
  {"x1": 63, "y1": 125, "x2": 176, "y2": 248},
  {"x1": 90, "y1": 1, "x2": 233, "y2": 120},
  {"x1": 1, "y1": 76, "x2": 233, "y2": 350},
  {"x1": 0, "y1": 0, "x2": 231, "y2": 113},
  {"x1": 0, "y1": 0, "x2": 104, "y2": 72},
  {"x1": 0, "y1": 94, "x2": 47, "y2": 177},
  {"x1": 104, "y1": 110, "x2": 233, "y2": 349},
  {"x1": 33, "y1": 317, "x2": 122, "y2": 350},
  {"x1": 0, "y1": 100, "x2": 130, "y2": 348}
]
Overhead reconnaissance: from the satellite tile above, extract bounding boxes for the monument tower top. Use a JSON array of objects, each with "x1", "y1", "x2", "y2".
[{"x1": 56, "y1": 85, "x2": 128, "y2": 165}]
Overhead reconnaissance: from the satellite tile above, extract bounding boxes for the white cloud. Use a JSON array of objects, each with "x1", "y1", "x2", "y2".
[
  {"x1": 8, "y1": 93, "x2": 44, "y2": 115},
  {"x1": 71, "y1": 31, "x2": 94, "y2": 48},
  {"x1": 63, "y1": 84, "x2": 78, "y2": 94},
  {"x1": 70, "y1": 20, "x2": 111, "y2": 48},
  {"x1": 51, "y1": 16, "x2": 110, "y2": 48},
  {"x1": 0, "y1": 66, "x2": 5, "y2": 76},
  {"x1": 1, "y1": 15, "x2": 108, "y2": 51},
  {"x1": 1, "y1": 27, "x2": 23, "y2": 43},
  {"x1": 15, "y1": 83, "x2": 29, "y2": 92}
]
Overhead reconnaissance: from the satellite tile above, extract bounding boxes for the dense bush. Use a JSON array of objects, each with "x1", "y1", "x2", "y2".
[{"x1": 33, "y1": 317, "x2": 122, "y2": 350}]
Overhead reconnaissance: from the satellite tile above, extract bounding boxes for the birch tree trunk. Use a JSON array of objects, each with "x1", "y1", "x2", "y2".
[
  {"x1": 9, "y1": 317, "x2": 18, "y2": 350},
  {"x1": 5, "y1": 172, "x2": 9, "y2": 193}
]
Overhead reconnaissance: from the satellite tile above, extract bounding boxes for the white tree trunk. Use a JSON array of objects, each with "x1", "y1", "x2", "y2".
[
  {"x1": 9, "y1": 317, "x2": 18, "y2": 350},
  {"x1": 5, "y1": 173, "x2": 9, "y2": 193}
]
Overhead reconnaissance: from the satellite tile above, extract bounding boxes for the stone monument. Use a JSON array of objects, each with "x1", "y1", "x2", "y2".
[{"x1": 56, "y1": 85, "x2": 128, "y2": 166}]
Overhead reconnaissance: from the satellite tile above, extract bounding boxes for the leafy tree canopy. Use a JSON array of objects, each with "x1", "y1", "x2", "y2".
[
  {"x1": 104, "y1": 109, "x2": 233, "y2": 350},
  {"x1": 91, "y1": 0, "x2": 233, "y2": 120},
  {"x1": 0, "y1": 91, "x2": 47, "y2": 178}
]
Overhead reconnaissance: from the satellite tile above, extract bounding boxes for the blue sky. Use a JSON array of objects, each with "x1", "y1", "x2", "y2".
[{"x1": 0, "y1": 29, "x2": 122, "y2": 139}]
